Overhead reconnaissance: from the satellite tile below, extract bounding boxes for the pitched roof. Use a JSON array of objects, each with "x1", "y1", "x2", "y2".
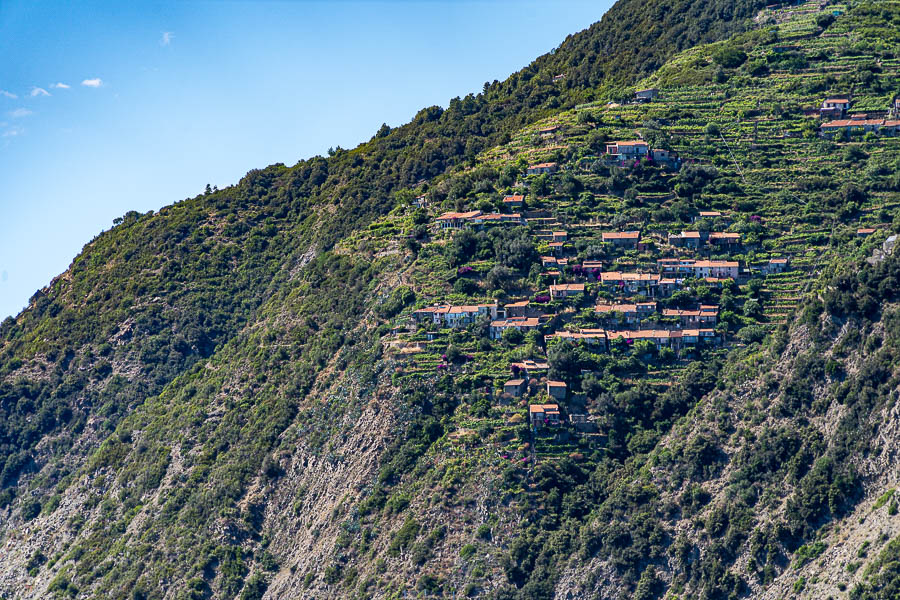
[
  {"x1": 693, "y1": 260, "x2": 739, "y2": 268},
  {"x1": 530, "y1": 403, "x2": 560, "y2": 414},
  {"x1": 596, "y1": 303, "x2": 638, "y2": 313},
  {"x1": 436, "y1": 210, "x2": 482, "y2": 220},
  {"x1": 550, "y1": 283, "x2": 585, "y2": 292},
  {"x1": 822, "y1": 119, "x2": 884, "y2": 127},
  {"x1": 491, "y1": 317, "x2": 541, "y2": 328},
  {"x1": 546, "y1": 330, "x2": 607, "y2": 342},
  {"x1": 607, "y1": 329, "x2": 680, "y2": 341},
  {"x1": 602, "y1": 231, "x2": 640, "y2": 240},
  {"x1": 600, "y1": 272, "x2": 660, "y2": 282}
]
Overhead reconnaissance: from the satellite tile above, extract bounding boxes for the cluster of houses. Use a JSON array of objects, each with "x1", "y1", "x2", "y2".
[
  {"x1": 657, "y1": 258, "x2": 740, "y2": 279},
  {"x1": 668, "y1": 230, "x2": 741, "y2": 249},
  {"x1": 412, "y1": 293, "x2": 723, "y2": 356},
  {"x1": 412, "y1": 303, "x2": 503, "y2": 326},
  {"x1": 435, "y1": 210, "x2": 525, "y2": 230},
  {"x1": 595, "y1": 302, "x2": 718, "y2": 327},
  {"x1": 821, "y1": 115, "x2": 900, "y2": 137},
  {"x1": 819, "y1": 96, "x2": 900, "y2": 137},
  {"x1": 545, "y1": 327, "x2": 720, "y2": 353}
]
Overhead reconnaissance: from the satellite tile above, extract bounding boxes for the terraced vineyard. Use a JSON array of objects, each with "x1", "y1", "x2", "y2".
[
  {"x1": 4, "y1": 1, "x2": 900, "y2": 599},
  {"x1": 339, "y1": 1, "x2": 898, "y2": 474}
]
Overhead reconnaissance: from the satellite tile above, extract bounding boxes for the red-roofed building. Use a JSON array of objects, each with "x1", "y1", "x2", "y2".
[
  {"x1": 545, "y1": 328, "x2": 607, "y2": 346},
  {"x1": 820, "y1": 118, "x2": 886, "y2": 137},
  {"x1": 657, "y1": 259, "x2": 738, "y2": 279},
  {"x1": 546, "y1": 381, "x2": 567, "y2": 401},
  {"x1": 436, "y1": 210, "x2": 482, "y2": 230},
  {"x1": 662, "y1": 306, "x2": 719, "y2": 327},
  {"x1": 605, "y1": 141, "x2": 649, "y2": 162},
  {"x1": 490, "y1": 317, "x2": 541, "y2": 340},
  {"x1": 504, "y1": 379, "x2": 527, "y2": 398},
  {"x1": 602, "y1": 231, "x2": 640, "y2": 249},
  {"x1": 708, "y1": 232, "x2": 741, "y2": 247},
  {"x1": 549, "y1": 283, "x2": 585, "y2": 299},
  {"x1": 527, "y1": 162, "x2": 559, "y2": 175},
  {"x1": 414, "y1": 303, "x2": 500, "y2": 327},
  {"x1": 669, "y1": 231, "x2": 702, "y2": 249},
  {"x1": 595, "y1": 302, "x2": 657, "y2": 325},
  {"x1": 821, "y1": 97, "x2": 850, "y2": 118},
  {"x1": 530, "y1": 402, "x2": 561, "y2": 426},
  {"x1": 503, "y1": 194, "x2": 524, "y2": 209}
]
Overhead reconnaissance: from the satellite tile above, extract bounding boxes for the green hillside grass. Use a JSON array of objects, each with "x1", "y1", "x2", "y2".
[{"x1": 2, "y1": 0, "x2": 900, "y2": 599}]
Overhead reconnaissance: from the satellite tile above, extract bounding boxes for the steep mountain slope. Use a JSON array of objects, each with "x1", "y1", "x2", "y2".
[{"x1": 2, "y1": 0, "x2": 900, "y2": 599}]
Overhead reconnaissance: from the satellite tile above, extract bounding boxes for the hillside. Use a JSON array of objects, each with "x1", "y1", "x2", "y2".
[{"x1": 2, "y1": 0, "x2": 900, "y2": 599}]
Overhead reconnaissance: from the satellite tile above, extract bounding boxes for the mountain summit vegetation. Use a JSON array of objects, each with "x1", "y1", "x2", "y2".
[{"x1": 3, "y1": 0, "x2": 900, "y2": 599}]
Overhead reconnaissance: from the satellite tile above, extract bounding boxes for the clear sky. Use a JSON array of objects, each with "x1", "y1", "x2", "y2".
[{"x1": 0, "y1": 0, "x2": 613, "y2": 320}]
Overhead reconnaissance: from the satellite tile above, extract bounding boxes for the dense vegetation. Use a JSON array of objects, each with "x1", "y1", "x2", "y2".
[{"x1": 2, "y1": 0, "x2": 900, "y2": 599}]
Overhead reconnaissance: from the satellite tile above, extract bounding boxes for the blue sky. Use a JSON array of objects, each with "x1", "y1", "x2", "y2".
[{"x1": 0, "y1": 0, "x2": 612, "y2": 319}]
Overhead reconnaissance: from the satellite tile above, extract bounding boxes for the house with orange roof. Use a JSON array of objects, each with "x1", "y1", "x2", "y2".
[
  {"x1": 708, "y1": 232, "x2": 741, "y2": 248},
  {"x1": 821, "y1": 97, "x2": 850, "y2": 117},
  {"x1": 549, "y1": 283, "x2": 585, "y2": 299},
  {"x1": 692, "y1": 211, "x2": 730, "y2": 224},
  {"x1": 545, "y1": 329, "x2": 607, "y2": 346},
  {"x1": 765, "y1": 257, "x2": 790, "y2": 274},
  {"x1": 600, "y1": 272, "x2": 662, "y2": 296},
  {"x1": 436, "y1": 210, "x2": 482, "y2": 230},
  {"x1": 504, "y1": 379, "x2": 527, "y2": 398},
  {"x1": 662, "y1": 306, "x2": 719, "y2": 327},
  {"x1": 605, "y1": 141, "x2": 649, "y2": 159},
  {"x1": 601, "y1": 231, "x2": 640, "y2": 249},
  {"x1": 510, "y1": 359, "x2": 549, "y2": 376},
  {"x1": 657, "y1": 259, "x2": 738, "y2": 279},
  {"x1": 503, "y1": 194, "x2": 524, "y2": 209},
  {"x1": 526, "y1": 162, "x2": 559, "y2": 175},
  {"x1": 414, "y1": 303, "x2": 500, "y2": 327},
  {"x1": 668, "y1": 231, "x2": 702, "y2": 249},
  {"x1": 489, "y1": 317, "x2": 541, "y2": 340},
  {"x1": 595, "y1": 302, "x2": 656, "y2": 325},
  {"x1": 546, "y1": 381, "x2": 567, "y2": 401},
  {"x1": 530, "y1": 402, "x2": 561, "y2": 426},
  {"x1": 820, "y1": 117, "x2": 887, "y2": 137}
]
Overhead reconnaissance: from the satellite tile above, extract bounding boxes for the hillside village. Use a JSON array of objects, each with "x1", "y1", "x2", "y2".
[
  {"x1": 4, "y1": 1, "x2": 900, "y2": 599},
  {"x1": 337, "y1": 0, "x2": 900, "y2": 467}
]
